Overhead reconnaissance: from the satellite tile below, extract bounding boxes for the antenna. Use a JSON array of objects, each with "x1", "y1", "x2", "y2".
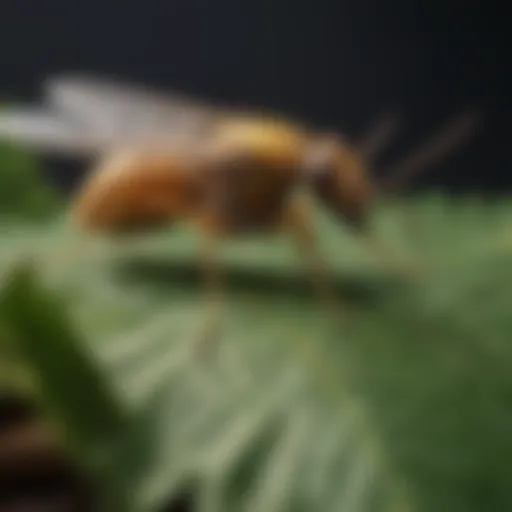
[{"x1": 381, "y1": 110, "x2": 481, "y2": 195}]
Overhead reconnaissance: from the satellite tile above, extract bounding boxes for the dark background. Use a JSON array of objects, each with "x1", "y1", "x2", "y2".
[{"x1": 0, "y1": 0, "x2": 508, "y2": 193}]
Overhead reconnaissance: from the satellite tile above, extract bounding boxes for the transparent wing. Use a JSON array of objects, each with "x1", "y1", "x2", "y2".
[
  {"x1": 0, "y1": 74, "x2": 232, "y2": 156},
  {"x1": 43, "y1": 73, "x2": 227, "y2": 145},
  {"x1": 0, "y1": 107, "x2": 106, "y2": 156}
]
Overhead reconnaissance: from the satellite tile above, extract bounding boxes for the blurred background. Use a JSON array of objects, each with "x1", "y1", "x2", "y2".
[{"x1": 0, "y1": 0, "x2": 508, "y2": 193}]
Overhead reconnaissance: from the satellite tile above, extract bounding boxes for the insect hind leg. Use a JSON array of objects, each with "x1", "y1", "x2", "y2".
[{"x1": 190, "y1": 225, "x2": 226, "y2": 360}]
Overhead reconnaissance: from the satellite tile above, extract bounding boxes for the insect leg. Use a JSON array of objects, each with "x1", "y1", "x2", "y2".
[
  {"x1": 191, "y1": 225, "x2": 226, "y2": 360},
  {"x1": 190, "y1": 164, "x2": 232, "y2": 359},
  {"x1": 283, "y1": 194, "x2": 347, "y2": 322}
]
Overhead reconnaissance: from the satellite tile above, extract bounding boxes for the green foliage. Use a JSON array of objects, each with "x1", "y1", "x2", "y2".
[
  {"x1": 1, "y1": 175, "x2": 512, "y2": 511},
  {"x1": 0, "y1": 140, "x2": 62, "y2": 221},
  {"x1": 0, "y1": 264, "x2": 126, "y2": 447}
]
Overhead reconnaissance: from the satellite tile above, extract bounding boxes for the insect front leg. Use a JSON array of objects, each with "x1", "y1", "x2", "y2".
[{"x1": 283, "y1": 193, "x2": 347, "y2": 323}]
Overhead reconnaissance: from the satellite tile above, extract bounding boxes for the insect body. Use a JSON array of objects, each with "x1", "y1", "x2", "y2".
[
  {"x1": 0, "y1": 74, "x2": 480, "y2": 354},
  {"x1": 70, "y1": 113, "x2": 374, "y2": 237},
  {"x1": 67, "y1": 113, "x2": 374, "y2": 347}
]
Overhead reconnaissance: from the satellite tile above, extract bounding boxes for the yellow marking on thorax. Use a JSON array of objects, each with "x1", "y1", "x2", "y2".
[{"x1": 213, "y1": 115, "x2": 309, "y2": 168}]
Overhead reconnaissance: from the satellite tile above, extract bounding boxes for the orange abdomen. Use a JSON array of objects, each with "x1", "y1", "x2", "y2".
[{"x1": 71, "y1": 150, "x2": 201, "y2": 234}]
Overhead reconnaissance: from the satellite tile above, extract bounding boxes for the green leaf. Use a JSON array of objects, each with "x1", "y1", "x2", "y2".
[
  {"x1": 0, "y1": 139, "x2": 62, "y2": 221},
  {"x1": 0, "y1": 263, "x2": 126, "y2": 455},
  {"x1": 1, "y1": 193, "x2": 512, "y2": 511}
]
